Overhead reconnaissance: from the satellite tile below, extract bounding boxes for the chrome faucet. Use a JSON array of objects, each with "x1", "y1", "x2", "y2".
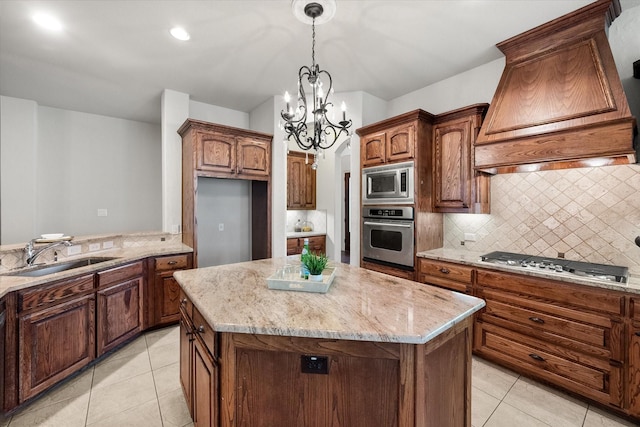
[{"x1": 25, "y1": 239, "x2": 73, "y2": 266}]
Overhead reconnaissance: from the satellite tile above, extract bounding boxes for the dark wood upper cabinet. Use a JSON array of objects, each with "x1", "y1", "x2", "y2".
[
  {"x1": 475, "y1": 0, "x2": 636, "y2": 173},
  {"x1": 433, "y1": 104, "x2": 490, "y2": 214},
  {"x1": 178, "y1": 119, "x2": 273, "y2": 267},
  {"x1": 287, "y1": 151, "x2": 316, "y2": 210}
]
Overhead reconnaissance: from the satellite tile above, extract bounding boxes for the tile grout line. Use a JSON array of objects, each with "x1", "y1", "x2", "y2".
[
  {"x1": 146, "y1": 332, "x2": 166, "y2": 427},
  {"x1": 83, "y1": 367, "x2": 96, "y2": 427},
  {"x1": 482, "y1": 372, "x2": 520, "y2": 427}
]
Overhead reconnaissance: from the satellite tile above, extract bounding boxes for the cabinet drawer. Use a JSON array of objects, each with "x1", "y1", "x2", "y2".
[
  {"x1": 192, "y1": 306, "x2": 216, "y2": 358},
  {"x1": 417, "y1": 259, "x2": 472, "y2": 292},
  {"x1": 476, "y1": 322, "x2": 616, "y2": 405},
  {"x1": 485, "y1": 299, "x2": 607, "y2": 348},
  {"x1": 19, "y1": 274, "x2": 94, "y2": 312},
  {"x1": 97, "y1": 261, "x2": 144, "y2": 288},
  {"x1": 476, "y1": 269, "x2": 625, "y2": 316},
  {"x1": 155, "y1": 254, "x2": 189, "y2": 271},
  {"x1": 308, "y1": 236, "x2": 326, "y2": 254}
]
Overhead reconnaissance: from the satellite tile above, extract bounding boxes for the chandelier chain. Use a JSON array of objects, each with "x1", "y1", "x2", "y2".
[{"x1": 311, "y1": 18, "x2": 316, "y2": 69}]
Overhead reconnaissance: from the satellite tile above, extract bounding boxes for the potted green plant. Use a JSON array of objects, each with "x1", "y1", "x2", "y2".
[{"x1": 301, "y1": 252, "x2": 328, "y2": 281}]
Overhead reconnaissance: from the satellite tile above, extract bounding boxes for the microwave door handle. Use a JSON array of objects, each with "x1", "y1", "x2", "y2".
[{"x1": 363, "y1": 221, "x2": 412, "y2": 228}]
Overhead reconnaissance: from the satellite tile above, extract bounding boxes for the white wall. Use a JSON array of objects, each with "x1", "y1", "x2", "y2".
[
  {"x1": 161, "y1": 89, "x2": 189, "y2": 235},
  {"x1": 388, "y1": 58, "x2": 504, "y2": 117},
  {"x1": 1, "y1": 96, "x2": 38, "y2": 243},
  {"x1": 190, "y1": 100, "x2": 250, "y2": 129},
  {"x1": 37, "y1": 106, "x2": 162, "y2": 236},
  {"x1": 1, "y1": 96, "x2": 162, "y2": 244}
]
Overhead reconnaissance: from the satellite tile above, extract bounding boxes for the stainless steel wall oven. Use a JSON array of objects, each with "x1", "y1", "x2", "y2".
[{"x1": 362, "y1": 206, "x2": 414, "y2": 269}]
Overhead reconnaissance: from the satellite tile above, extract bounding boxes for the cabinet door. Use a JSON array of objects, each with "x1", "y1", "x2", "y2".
[
  {"x1": 361, "y1": 132, "x2": 387, "y2": 167},
  {"x1": 197, "y1": 132, "x2": 237, "y2": 174},
  {"x1": 97, "y1": 278, "x2": 142, "y2": 356},
  {"x1": 308, "y1": 235, "x2": 326, "y2": 255},
  {"x1": 287, "y1": 152, "x2": 316, "y2": 210},
  {"x1": 19, "y1": 295, "x2": 95, "y2": 402},
  {"x1": 287, "y1": 154, "x2": 306, "y2": 209},
  {"x1": 386, "y1": 124, "x2": 415, "y2": 163},
  {"x1": 180, "y1": 311, "x2": 194, "y2": 417},
  {"x1": 286, "y1": 238, "x2": 301, "y2": 256},
  {"x1": 193, "y1": 336, "x2": 218, "y2": 427},
  {"x1": 237, "y1": 136, "x2": 270, "y2": 178},
  {"x1": 433, "y1": 119, "x2": 471, "y2": 210},
  {"x1": 630, "y1": 324, "x2": 640, "y2": 416},
  {"x1": 154, "y1": 272, "x2": 182, "y2": 326}
]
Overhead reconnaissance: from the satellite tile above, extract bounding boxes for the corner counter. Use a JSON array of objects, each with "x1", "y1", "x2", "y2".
[{"x1": 175, "y1": 257, "x2": 485, "y2": 427}]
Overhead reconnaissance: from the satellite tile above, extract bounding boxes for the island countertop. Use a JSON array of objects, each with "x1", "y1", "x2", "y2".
[{"x1": 173, "y1": 256, "x2": 485, "y2": 345}]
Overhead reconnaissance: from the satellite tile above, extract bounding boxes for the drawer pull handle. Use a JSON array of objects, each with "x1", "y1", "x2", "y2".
[
  {"x1": 528, "y1": 317, "x2": 545, "y2": 324},
  {"x1": 197, "y1": 325, "x2": 205, "y2": 333},
  {"x1": 439, "y1": 268, "x2": 450, "y2": 274},
  {"x1": 168, "y1": 261, "x2": 178, "y2": 265},
  {"x1": 635, "y1": 332, "x2": 640, "y2": 337},
  {"x1": 529, "y1": 353, "x2": 545, "y2": 362}
]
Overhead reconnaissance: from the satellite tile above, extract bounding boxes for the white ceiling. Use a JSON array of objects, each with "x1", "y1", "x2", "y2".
[{"x1": 0, "y1": 0, "x2": 636, "y2": 124}]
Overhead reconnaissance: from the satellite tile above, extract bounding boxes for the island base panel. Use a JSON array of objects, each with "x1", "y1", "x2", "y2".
[{"x1": 214, "y1": 319, "x2": 472, "y2": 427}]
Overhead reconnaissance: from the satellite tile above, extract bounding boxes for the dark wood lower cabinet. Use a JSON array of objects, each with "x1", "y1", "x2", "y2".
[
  {"x1": 193, "y1": 336, "x2": 218, "y2": 427},
  {"x1": 18, "y1": 294, "x2": 95, "y2": 402},
  {"x1": 96, "y1": 278, "x2": 142, "y2": 356},
  {"x1": 150, "y1": 254, "x2": 192, "y2": 328},
  {"x1": 179, "y1": 290, "x2": 218, "y2": 426}
]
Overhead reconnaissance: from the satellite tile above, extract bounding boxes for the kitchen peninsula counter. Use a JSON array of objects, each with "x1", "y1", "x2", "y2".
[{"x1": 174, "y1": 257, "x2": 484, "y2": 427}]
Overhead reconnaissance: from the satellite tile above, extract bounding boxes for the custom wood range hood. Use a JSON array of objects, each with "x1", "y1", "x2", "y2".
[{"x1": 475, "y1": 0, "x2": 637, "y2": 174}]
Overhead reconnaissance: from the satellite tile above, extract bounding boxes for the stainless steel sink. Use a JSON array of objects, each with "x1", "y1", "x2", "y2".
[{"x1": 6, "y1": 257, "x2": 119, "y2": 277}]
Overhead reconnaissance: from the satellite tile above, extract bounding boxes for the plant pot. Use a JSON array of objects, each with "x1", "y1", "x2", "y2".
[{"x1": 309, "y1": 274, "x2": 323, "y2": 282}]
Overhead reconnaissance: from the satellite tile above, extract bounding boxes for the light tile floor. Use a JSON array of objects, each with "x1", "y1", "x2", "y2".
[{"x1": 0, "y1": 325, "x2": 636, "y2": 427}]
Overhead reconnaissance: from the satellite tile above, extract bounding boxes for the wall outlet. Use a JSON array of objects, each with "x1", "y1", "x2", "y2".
[
  {"x1": 464, "y1": 233, "x2": 477, "y2": 242},
  {"x1": 67, "y1": 245, "x2": 82, "y2": 256},
  {"x1": 97, "y1": 209, "x2": 108, "y2": 217},
  {"x1": 171, "y1": 224, "x2": 181, "y2": 234},
  {"x1": 102, "y1": 241, "x2": 114, "y2": 249},
  {"x1": 89, "y1": 243, "x2": 101, "y2": 252},
  {"x1": 218, "y1": 223, "x2": 224, "y2": 231}
]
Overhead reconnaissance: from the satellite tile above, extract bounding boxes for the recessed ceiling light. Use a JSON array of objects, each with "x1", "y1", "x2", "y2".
[
  {"x1": 170, "y1": 27, "x2": 190, "y2": 41},
  {"x1": 32, "y1": 12, "x2": 63, "y2": 32}
]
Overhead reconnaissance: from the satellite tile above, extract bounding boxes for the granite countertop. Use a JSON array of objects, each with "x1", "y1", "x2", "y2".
[
  {"x1": 174, "y1": 256, "x2": 485, "y2": 345},
  {"x1": 286, "y1": 231, "x2": 327, "y2": 238},
  {"x1": 0, "y1": 243, "x2": 193, "y2": 299},
  {"x1": 417, "y1": 248, "x2": 640, "y2": 294}
]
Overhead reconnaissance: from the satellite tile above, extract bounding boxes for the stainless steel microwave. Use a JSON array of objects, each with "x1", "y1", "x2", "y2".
[{"x1": 362, "y1": 161, "x2": 414, "y2": 205}]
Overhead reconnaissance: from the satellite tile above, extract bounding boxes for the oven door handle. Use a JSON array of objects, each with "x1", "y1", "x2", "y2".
[{"x1": 363, "y1": 221, "x2": 412, "y2": 228}]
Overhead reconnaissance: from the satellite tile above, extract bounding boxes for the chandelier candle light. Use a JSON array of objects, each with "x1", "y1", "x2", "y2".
[{"x1": 281, "y1": 0, "x2": 352, "y2": 169}]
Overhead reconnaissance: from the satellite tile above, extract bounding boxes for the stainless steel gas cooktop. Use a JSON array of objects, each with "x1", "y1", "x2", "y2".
[{"x1": 480, "y1": 251, "x2": 628, "y2": 283}]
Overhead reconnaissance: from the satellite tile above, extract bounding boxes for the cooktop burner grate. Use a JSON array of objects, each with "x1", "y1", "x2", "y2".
[{"x1": 480, "y1": 251, "x2": 628, "y2": 283}]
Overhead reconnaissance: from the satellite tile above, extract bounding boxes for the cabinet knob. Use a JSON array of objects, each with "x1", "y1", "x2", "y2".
[
  {"x1": 528, "y1": 316, "x2": 545, "y2": 324},
  {"x1": 197, "y1": 325, "x2": 205, "y2": 333},
  {"x1": 635, "y1": 332, "x2": 640, "y2": 337},
  {"x1": 180, "y1": 298, "x2": 187, "y2": 305},
  {"x1": 529, "y1": 353, "x2": 545, "y2": 362},
  {"x1": 439, "y1": 268, "x2": 450, "y2": 274},
  {"x1": 168, "y1": 261, "x2": 178, "y2": 265}
]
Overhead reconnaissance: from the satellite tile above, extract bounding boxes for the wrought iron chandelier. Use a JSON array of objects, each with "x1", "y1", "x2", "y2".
[{"x1": 281, "y1": 1, "x2": 352, "y2": 168}]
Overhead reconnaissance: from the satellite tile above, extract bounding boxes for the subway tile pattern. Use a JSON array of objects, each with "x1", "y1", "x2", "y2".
[{"x1": 445, "y1": 164, "x2": 640, "y2": 268}]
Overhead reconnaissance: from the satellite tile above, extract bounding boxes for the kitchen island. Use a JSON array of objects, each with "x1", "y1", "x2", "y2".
[{"x1": 174, "y1": 257, "x2": 485, "y2": 427}]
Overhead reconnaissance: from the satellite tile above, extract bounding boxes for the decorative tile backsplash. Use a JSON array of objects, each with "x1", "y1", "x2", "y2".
[
  {"x1": 444, "y1": 164, "x2": 640, "y2": 268},
  {"x1": 286, "y1": 210, "x2": 327, "y2": 233},
  {"x1": 0, "y1": 232, "x2": 182, "y2": 271}
]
